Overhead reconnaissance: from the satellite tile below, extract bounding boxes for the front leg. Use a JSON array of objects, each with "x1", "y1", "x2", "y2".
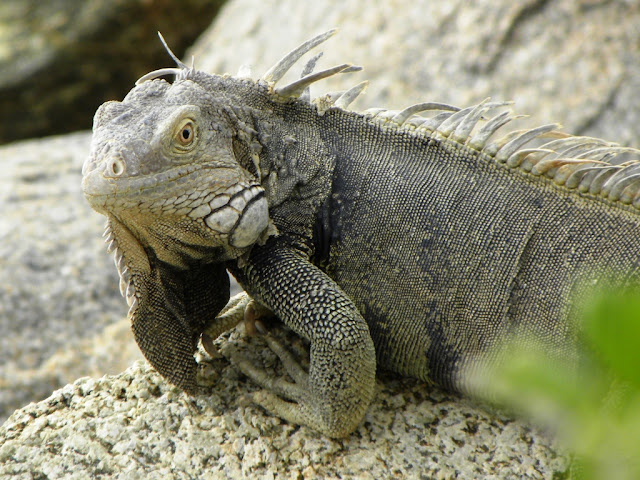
[{"x1": 228, "y1": 242, "x2": 376, "y2": 438}]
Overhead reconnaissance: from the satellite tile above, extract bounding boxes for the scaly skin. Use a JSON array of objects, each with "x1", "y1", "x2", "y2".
[{"x1": 83, "y1": 32, "x2": 640, "y2": 437}]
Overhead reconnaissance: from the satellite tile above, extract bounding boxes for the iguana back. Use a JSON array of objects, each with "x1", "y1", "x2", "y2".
[{"x1": 311, "y1": 106, "x2": 640, "y2": 391}]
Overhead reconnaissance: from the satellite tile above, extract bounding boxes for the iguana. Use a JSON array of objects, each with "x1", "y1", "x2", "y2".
[{"x1": 82, "y1": 30, "x2": 640, "y2": 437}]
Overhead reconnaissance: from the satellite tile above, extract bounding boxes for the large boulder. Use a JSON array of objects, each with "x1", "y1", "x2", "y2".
[
  {"x1": 0, "y1": 0, "x2": 225, "y2": 143},
  {"x1": 0, "y1": 328, "x2": 568, "y2": 479},
  {"x1": 0, "y1": 133, "x2": 139, "y2": 423}
]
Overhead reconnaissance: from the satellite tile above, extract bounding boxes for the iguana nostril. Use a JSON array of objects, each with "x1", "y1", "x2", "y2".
[{"x1": 107, "y1": 157, "x2": 125, "y2": 177}]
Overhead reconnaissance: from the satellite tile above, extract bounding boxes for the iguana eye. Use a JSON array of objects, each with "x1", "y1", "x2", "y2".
[{"x1": 174, "y1": 120, "x2": 197, "y2": 150}]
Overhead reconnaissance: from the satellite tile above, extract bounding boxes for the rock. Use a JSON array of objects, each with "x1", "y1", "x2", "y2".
[
  {"x1": 0, "y1": 327, "x2": 569, "y2": 479},
  {"x1": 0, "y1": 0, "x2": 225, "y2": 143},
  {"x1": 189, "y1": 0, "x2": 640, "y2": 147}
]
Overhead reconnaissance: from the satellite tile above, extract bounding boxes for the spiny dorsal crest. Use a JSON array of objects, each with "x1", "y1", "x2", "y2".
[{"x1": 138, "y1": 30, "x2": 640, "y2": 210}]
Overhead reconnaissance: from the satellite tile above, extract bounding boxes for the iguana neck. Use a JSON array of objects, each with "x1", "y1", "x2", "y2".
[{"x1": 231, "y1": 97, "x2": 337, "y2": 247}]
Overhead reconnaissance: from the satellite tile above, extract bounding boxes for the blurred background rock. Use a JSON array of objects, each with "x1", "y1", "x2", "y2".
[
  {"x1": 0, "y1": 0, "x2": 225, "y2": 425},
  {"x1": 0, "y1": 0, "x2": 225, "y2": 144}
]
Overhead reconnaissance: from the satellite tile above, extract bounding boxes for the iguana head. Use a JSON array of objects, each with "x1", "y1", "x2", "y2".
[
  {"x1": 82, "y1": 51, "x2": 273, "y2": 394},
  {"x1": 83, "y1": 77, "x2": 271, "y2": 263}
]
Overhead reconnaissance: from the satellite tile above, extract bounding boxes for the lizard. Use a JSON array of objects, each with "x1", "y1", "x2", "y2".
[{"x1": 82, "y1": 30, "x2": 640, "y2": 438}]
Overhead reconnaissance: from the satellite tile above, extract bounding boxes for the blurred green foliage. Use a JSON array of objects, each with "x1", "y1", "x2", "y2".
[{"x1": 494, "y1": 287, "x2": 640, "y2": 480}]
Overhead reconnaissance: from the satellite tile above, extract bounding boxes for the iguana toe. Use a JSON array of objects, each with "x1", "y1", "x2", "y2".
[{"x1": 220, "y1": 332, "x2": 364, "y2": 438}]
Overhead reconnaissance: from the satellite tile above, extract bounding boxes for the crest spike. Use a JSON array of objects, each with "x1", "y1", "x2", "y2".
[
  {"x1": 275, "y1": 64, "x2": 361, "y2": 98},
  {"x1": 452, "y1": 101, "x2": 513, "y2": 144},
  {"x1": 334, "y1": 81, "x2": 369, "y2": 109},
  {"x1": 135, "y1": 32, "x2": 192, "y2": 85},
  {"x1": 157, "y1": 31, "x2": 188, "y2": 69},
  {"x1": 262, "y1": 29, "x2": 338, "y2": 84},
  {"x1": 135, "y1": 68, "x2": 183, "y2": 85},
  {"x1": 469, "y1": 112, "x2": 523, "y2": 151},
  {"x1": 392, "y1": 102, "x2": 460, "y2": 125},
  {"x1": 494, "y1": 124, "x2": 561, "y2": 162},
  {"x1": 299, "y1": 52, "x2": 324, "y2": 101}
]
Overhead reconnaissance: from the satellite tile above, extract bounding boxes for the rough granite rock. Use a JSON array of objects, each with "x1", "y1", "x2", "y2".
[
  {"x1": 0, "y1": 326, "x2": 568, "y2": 479},
  {"x1": 190, "y1": 0, "x2": 640, "y2": 147},
  {"x1": 0, "y1": 0, "x2": 224, "y2": 143}
]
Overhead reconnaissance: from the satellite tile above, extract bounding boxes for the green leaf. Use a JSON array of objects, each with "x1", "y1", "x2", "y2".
[{"x1": 582, "y1": 289, "x2": 640, "y2": 390}]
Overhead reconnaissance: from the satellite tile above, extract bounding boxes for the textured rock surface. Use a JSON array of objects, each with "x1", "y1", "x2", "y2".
[
  {"x1": 0, "y1": 0, "x2": 224, "y2": 143},
  {"x1": 190, "y1": 0, "x2": 640, "y2": 147},
  {"x1": 0, "y1": 327, "x2": 568, "y2": 479}
]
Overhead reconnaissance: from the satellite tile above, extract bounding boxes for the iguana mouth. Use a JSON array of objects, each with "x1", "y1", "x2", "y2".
[
  {"x1": 81, "y1": 162, "x2": 251, "y2": 215},
  {"x1": 84, "y1": 158, "x2": 271, "y2": 255},
  {"x1": 82, "y1": 162, "x2": 204, "y2": 201}
]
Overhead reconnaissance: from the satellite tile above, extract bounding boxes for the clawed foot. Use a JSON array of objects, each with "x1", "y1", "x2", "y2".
[
  {"x1": 219, "y1": 331, "x2": 335, "y2": 434},
  {"x1": 201, "y1": 293, "x2": 374, "y2": 438},
  {"x1": 201, "y1": 292, "x2": 274, "y2": 357},
  {"x1": 201, "y1": 292, "x2": 313, "y2": 420},
  {"x1": 221, "y1": 332, "x2": 310, "y2": 397}
]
